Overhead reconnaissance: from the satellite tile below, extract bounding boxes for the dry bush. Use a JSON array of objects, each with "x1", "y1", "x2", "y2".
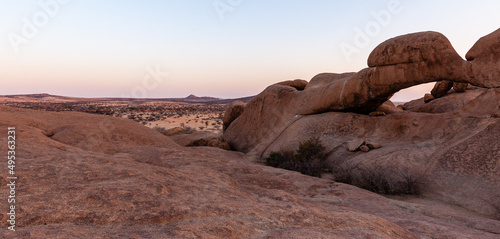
[
  {"x1": 330, "y1": 154, "x2": 425, "y2": 195},
  {"x1": 265, "y1": 139, "x2": 425, "y2": 195},
  {"x1": 330, "y1": 158, "x2": 363, "y2": 185},
  {"x1": 265, "y1": 137, "x2": 329, "y2": 178},
  {"x1": 356, "y1": 165, "x2": 393, "y2": 194}
]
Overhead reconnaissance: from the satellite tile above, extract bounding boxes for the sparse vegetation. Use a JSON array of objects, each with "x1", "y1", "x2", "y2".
[
  {"x1": 331, "y1": 158, "x2": 425, "y2": 195},
  {"x1": 265, "y1": 138, "x2": 424, "y2": 195},
  {"x1": 266, "y1": 137, "x2": 329, "y2": 177}
]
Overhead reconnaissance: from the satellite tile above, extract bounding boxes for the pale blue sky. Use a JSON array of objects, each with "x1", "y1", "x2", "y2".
[{"x1": 0, "y1": 0, "x2": 499, "y2": 100}]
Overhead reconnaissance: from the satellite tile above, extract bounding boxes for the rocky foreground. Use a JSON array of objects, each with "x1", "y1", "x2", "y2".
[
  {"x1": 1, "y1": 29, "x2": 500, "y2": 238},
  {"x1": 0, "y1": 105, "x2": 499, "y2": 239}
]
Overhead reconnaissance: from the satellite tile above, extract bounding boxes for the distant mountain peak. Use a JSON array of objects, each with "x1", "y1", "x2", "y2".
[{"x1": 185, "y1": 94, "x2": 222, "y2": 101}]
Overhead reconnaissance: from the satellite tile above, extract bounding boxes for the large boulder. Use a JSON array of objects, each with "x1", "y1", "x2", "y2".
[
  {"x1": 368, "y1": 31, "x2": 464, "y2": 69},
  {"x1": 375, "y1": 100, "x2": 402, "y2": 114},
  {"x1": 465, "y1": 28, "x2": 500, "y2": 88},
  {"x1": 222, "y1": 100, "x2": 246, "y2": 132},
  {"x1": 424, "y1": 93, "x2": 435, "y2": 103},
  {"x1": 169, "y1": 131, "x2": 230, "y2": 150},
  {"x1": 277, "y1": 79, "x2": 308, "y2": 90},
  {"x1": 406, "y1": 87, "x2": 488, "y2": 113},
  {"x1": 224, "y1": 83, "x2": 300, "y2": 152},
  {"x1": 453, "y1": 82, "x2": 469, "y2": 93},
  {"x1": 431, "y1": 80, "x2": 454, "y2": 98}
]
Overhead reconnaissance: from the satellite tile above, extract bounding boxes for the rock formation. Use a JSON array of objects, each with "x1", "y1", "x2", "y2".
[
  {"x1": 223, "y1": 29, "x2": 500, "y2": 220},
  {"x1": 465, "y1": 28, "x2": 500, "y2": 88},
  {"x1": 224, "y1": 29, "x2": 500, "y2": 151},
  {"x1": 424, "y1": 93, "x2": 435, "y2": 103},
  {"x1": 431, "y1": 80, "x2": 454, "y2": 98},
  {"x1": 222, "y1": 100, "x2": 246, "y2": 132},
  {"x1": 375, "y1": 100, "x2": 402, "y2": 114},
  {"x1": 453, "y1": 82, "x2": 468, "y2": 93}
]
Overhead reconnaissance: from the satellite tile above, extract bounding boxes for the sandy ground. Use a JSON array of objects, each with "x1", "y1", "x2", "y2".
[{"x1": 123, "y1": 112, "x2": 224, "y2": 133}]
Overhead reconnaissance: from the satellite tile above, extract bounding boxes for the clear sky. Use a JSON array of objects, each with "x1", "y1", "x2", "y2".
[{"x1": 0, "y1": 0, "x2": 499, "y2": 101}]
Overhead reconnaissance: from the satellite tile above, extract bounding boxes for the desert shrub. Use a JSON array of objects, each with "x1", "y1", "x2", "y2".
[
  {"x1": 265, "y1": 138, "x2": 424, "y2": 195},
  {"x1": 265, "y1": 137, "x2": 329, "y2": 177},
  {"x1": 391, "y1": 167, "x2": 424, "y2": 195},
  {"x1": 356, "y1": 165, "x2": 393, "y2": 194},
  {"x1": 266, "y1": 151, "x2": 296, "y2": 168},
  {"x1": 154, "y1": 126, "x2": 194, "y2": 136},
  {"x1": 296, "y1": 137, "x2": 326, "y2": 160},
  {"x1": 337, "y1": 163, "x2": 425, "y2": 195},
  {"x1": 330, "y1": 160, "x2": 362, "y2": 185},
  {"x1": 329, "y1": 154, "x2": 424, "y2": 195}
]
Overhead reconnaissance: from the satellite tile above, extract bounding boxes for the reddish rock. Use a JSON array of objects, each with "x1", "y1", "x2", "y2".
[
  {"x1": 453, "y1": 82, "x2": 469, "y2": 93},
  {"x1": 223, "y1": 100, "x2": 246, "y2": 132},
  {"x1": 431, "y1": 80, "x2": 453, "y2": 98},
  {"x1": 376, "y1": 100, "x2": 402, "y2": 114},
  {"x1": 0, "y1": 106, "x2": 423, "y2": 238},
  {"x1": 369, "y1": 111, "x2": 386, "y2": 117},
  {"x1": 277, "y1": 79, "x2": 308, "y2": 90},
  {"x1": 424, "y1": 93, "x2": 435, "y2": 103},
  {"x1": 0, "y1": 101, "x2": 499, "y2": 238},
  {"x1": 360, "y1": 145, "x2": 370, "y2": 152},
  {"x1": 161, "y1": 126, "x2": 187, "y2": 136},
  {"x1": 259, "y1": 88, "x2": 500, "y2": 218},
  {"x1": 466, "y1": 28, "x2": 500, "y2": 88},
  {"x1": 225, "y1": 31, "x2": 490, "y2": 153},
  {"x1": 368, "y1": 32, "x2": 463, "y2": 69},
  {"x1": 407, "y1": 88, "x2": 487, "y2": 113},
  {"x1": 347, "y1": 138, "x2": 365, "y2": 152},
  {"x1": 366, "y1": 141, "x2": 381, "y2": 149},
  {"x1": 170, "y1": 131, "x2": 231, "y2": 150},
  {"x1": 221, "y1": 31, "x2": 500, "y2": 225},
  {"x1": 397, "y1": 105, "x2": 406, "y2": 111}
]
